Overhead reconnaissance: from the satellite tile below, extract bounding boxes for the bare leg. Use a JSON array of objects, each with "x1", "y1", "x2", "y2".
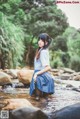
[
  {"x1": 35, "y1": 88, "x2": 42, "y2": 101},
  {"x1": 36, "y1": 88, "x2": 41, "y2": 96}
]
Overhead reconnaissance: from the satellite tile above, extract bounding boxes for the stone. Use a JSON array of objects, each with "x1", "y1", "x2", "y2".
[
  {"x1": 66, "y1": 84, "x2": 73, "y2": 88},
  {"x1": 17, "y1": 68, "x2": 34, "y2": 84},
  {"x1": 10, "y1": 107, "x2": 48, "y2": 119},
  {"x1": 0, "y1": 72, "x2": 12, "y2": 85},
  {"x1": 50, "y1": 103, "x2": 80, "y2": 119},
  {"x1": 2, "y1": 99, "x2": 33, "y2": 110},
  {"x1": 59, "y1": 73, "x2": 70, "y2": 80},
  {"x1": 8, "y1": 69, "x2": 20, "y2": 79},
  {"x1": 73, "y1": 75, "x2": 80, "y2": 81},
  {"x1": 62, "y1": 68, "x2": 75, "y2": 74}
]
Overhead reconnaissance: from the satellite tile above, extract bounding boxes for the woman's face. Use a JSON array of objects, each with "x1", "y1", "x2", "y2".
[{"x1": 38, "y1": 39, "x2": 44, "y2": 48}]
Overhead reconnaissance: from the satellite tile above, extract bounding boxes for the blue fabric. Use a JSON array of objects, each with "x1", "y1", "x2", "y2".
[{"x1": 29, "y1": 70, "x2": 54, "y2": 96}]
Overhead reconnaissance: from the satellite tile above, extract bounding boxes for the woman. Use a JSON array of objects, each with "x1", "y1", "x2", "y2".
[{"x1": 29, "y1": 33, "x2": 54, "y2": 101}]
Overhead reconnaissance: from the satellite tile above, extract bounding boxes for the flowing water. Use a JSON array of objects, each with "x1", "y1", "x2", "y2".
[{"x1": 0, "y1": 79, "x2": 80, "y2": 113}]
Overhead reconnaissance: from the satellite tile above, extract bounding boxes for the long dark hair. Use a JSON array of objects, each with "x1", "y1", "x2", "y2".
[{"x1": 35, "y1": 33, "x2": 52, "y2": 59}]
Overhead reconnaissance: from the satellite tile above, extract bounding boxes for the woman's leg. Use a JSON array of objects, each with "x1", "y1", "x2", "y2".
[
  {"x1": 35, "y1": 88, "x2": 42, "y2": 101},
  {"x1": 43, "y1": 92, "x2": 49, "y2": 97}
]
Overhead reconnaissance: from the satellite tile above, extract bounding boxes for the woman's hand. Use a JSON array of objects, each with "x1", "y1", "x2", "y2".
[{"x1": 33, "y1": 73, "x2": 38, "y2": 82}]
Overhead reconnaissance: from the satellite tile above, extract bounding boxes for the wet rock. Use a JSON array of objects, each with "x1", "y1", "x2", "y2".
[
  {"x1": 17, "y1": 68, "x2": 34, "y2": 85},
  {"x1": 66, "y1": 84, "x2": 80, "y2": 92},
  {"x1": 72, "y1": 87, "x2": 80, "y2": 92},
  {"x1": 50, "y1": 103, "x2": 80, "y2": 119},
  {"x1": 66, "y1": 84, "x2": 73, "y2": 88},
  {"x1": 2, "y1": 99, "x2": 33, "y2": 110},
  {"x1": 10, "y1": 107, "x2": 48, "y2": 119},
  {"x1": 12, "y1": 82, "x2": 25, "y2": 88},
  {"x1": 0, "y1": 72, "x2": 12, "y2": 85}
]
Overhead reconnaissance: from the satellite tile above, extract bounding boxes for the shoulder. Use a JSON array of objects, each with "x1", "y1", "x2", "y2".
[
  {"x1": 40, "y1": 49, "x2": 49, "y2": 54},
  {"x1": 40, "y1": 49, "x2": 49, "y2": 58}
]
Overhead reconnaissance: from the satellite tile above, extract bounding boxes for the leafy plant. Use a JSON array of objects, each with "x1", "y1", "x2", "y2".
[
  {"x1": 0, "y1": 12, "x2": 25, "y2": 68},
  {"x1": 70, "y1": 55, "x2": 80, "y2": 72}
]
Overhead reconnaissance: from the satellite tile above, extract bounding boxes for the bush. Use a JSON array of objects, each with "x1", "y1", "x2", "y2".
[
  {"x1": 70, "y1": 55, "x2": 80, "y2": 72},
  {"x1": 50, "y1": 57, "x2": 64, "y2": 68}
]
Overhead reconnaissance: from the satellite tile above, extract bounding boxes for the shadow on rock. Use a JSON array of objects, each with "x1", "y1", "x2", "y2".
[
  {"x1": 9, "y1": 107, "x2": 48, "y2": 119},
  {"x1": 48, "y1": 103, "x2": 80, "y2": 119}
]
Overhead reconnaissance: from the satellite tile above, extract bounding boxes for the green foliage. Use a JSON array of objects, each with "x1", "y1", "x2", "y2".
[
  {"x1": 51, "y1": 57, "x2": 64, "y2": 68},
  {"x1": 50, "y1": 50, "x2": 64, "y2": 68},
  {"x1": 63, "y1": 27, "x2": 80, "y2": 56},
  {"x1": 0, "y1": 12, "x2": 25, "y2": 68},
  {"x1": 0, "y1": 0, "x2": 69, "y2": 68},
  {"x1": 62, "y1": 27, "x2": 80, "y2": 71},
  {"x1": 0, "y1": 0, "x2": 21, "y2": 14},
  {"x1": 70, "y1": 55, "x2": 80, "y2": 72},
  {"x1": 20, "y1": 0, "x2": 68, "y2": 38},
  {"x1": 61, "y1": 52, "x2": 70, "y2": 67},
  {"x1": 51, "y1": 36, "x2": 68, "y2": 52}
]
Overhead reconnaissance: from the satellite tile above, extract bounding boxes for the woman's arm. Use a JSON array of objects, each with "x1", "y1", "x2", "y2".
[
  {"x1": 36, "y1": 65, "x2": 51, "y2": 75},
  {"x1": 33, "y1": 65, "x2": 51, "y2": 81}
]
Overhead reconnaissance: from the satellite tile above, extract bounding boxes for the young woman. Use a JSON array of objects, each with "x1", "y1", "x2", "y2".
[{"x1": 29, "y1": 33, "x2": 54, "y2": 101}]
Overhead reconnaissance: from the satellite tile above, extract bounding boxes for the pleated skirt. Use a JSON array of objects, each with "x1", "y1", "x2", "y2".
[{"x1": 29, "y1": 70, "x2": 54, "y2": 96}]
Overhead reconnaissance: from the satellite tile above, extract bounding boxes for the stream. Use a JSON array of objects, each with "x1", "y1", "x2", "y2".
[{"x1": 0, "y1": 79, "x2": 80, "y2": 114}]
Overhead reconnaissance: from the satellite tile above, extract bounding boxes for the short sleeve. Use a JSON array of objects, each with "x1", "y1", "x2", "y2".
[{"x1": 40, "y1": 49, "x2": 50, "y2": 67}]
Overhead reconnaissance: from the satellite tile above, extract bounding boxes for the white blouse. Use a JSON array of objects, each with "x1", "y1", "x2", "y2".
[{"x1": 34, "y1": 49, "x2": 50, "y2": 70}]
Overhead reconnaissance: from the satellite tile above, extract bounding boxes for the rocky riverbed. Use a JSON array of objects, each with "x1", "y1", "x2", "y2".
[
  {"x1": 0, "y1": 68, "x2": 80, "y2": 119},
  {"x1": 0, "y1": 78, "x2": 80, "y2": 112}
]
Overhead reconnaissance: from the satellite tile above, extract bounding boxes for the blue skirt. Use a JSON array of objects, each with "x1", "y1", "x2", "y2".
[{"x1": 29, "y1": 70, "x2": 54, "y2": 96}]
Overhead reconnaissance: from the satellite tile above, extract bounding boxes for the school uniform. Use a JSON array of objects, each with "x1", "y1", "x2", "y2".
[{"x1": 29, "y1": 49, "x2": 54, "y2": 96}]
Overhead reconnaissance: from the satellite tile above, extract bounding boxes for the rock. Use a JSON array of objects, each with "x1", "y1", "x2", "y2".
[
  {"x1": 13, "y1": 82, "x2": 25, "y2": 88},
  {"x1": 0, "y1": 101, "x2": 9, "y2": 109},
  {"x1": 0, "y1": 72, "x2": 12, "y2": 85},
  {"x1": 50, "y1": 69, "x2": 64, "y2": 76},
  {"x1": 50, "y1": 103, "x2": 80, "y2": 119},
  {"x1": 3, "y1": 69, "x2": 20, "y2": 79},
  {"x1": 58, "y1": 80, "x2": 80, "y2": 89},
  {"x1": 72, "y1": 87, "x2": 80, "y2": 92},
  {"x1": 10, "y1": 107, "x2": 48, "y2": 119},
  {"x1": 66, "y1": 84, "x2": 73, "y2": 88},
  {"x1": 8, "y1": 69, "x2": 20, "y2": 79},
  {"x1": 62, "y1": 68, "x2": 75, "y2": 74},
  {"x1": 2, "y1": 99, "x2": 33, "y2": 110},
  {"x1": 50, "y1": 69, "x2": 59, "y2": 76},
  {"x1": 73, "y1": 75, "x2": 80, "y2": 81},
  {"x1": 59, "y1": 73, "x2": 70, "y2": 80},
  {"x1": 17, "y1": 68, "x2": 34, "y2": 84}
]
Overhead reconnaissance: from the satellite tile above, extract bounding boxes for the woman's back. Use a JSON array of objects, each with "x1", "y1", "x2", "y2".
[{"x1": 34, "y1": 49, "x2": 50, "y2": 70}]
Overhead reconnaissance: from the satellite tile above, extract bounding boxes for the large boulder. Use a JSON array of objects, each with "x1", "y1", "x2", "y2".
[
  {"x1": 0, "y1": 72, "x2": 12, "y2": 85},
  {"x1": 10, "y1": 107, "x2": 48, "y2": 119},
  {"x1": 50, "y1": 103, "x2": 80, "y2": 119},
  {"x1": 2, "y1": 99, "x2": 33, "y2": 110},
  {"x1": 17, "y1": 68, "x2": 34, "y2": 84}
]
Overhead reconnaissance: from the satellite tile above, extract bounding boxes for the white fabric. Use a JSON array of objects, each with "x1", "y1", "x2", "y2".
[{"x1": 34, "y1": 49, "x2": 50, "y2": 70}]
